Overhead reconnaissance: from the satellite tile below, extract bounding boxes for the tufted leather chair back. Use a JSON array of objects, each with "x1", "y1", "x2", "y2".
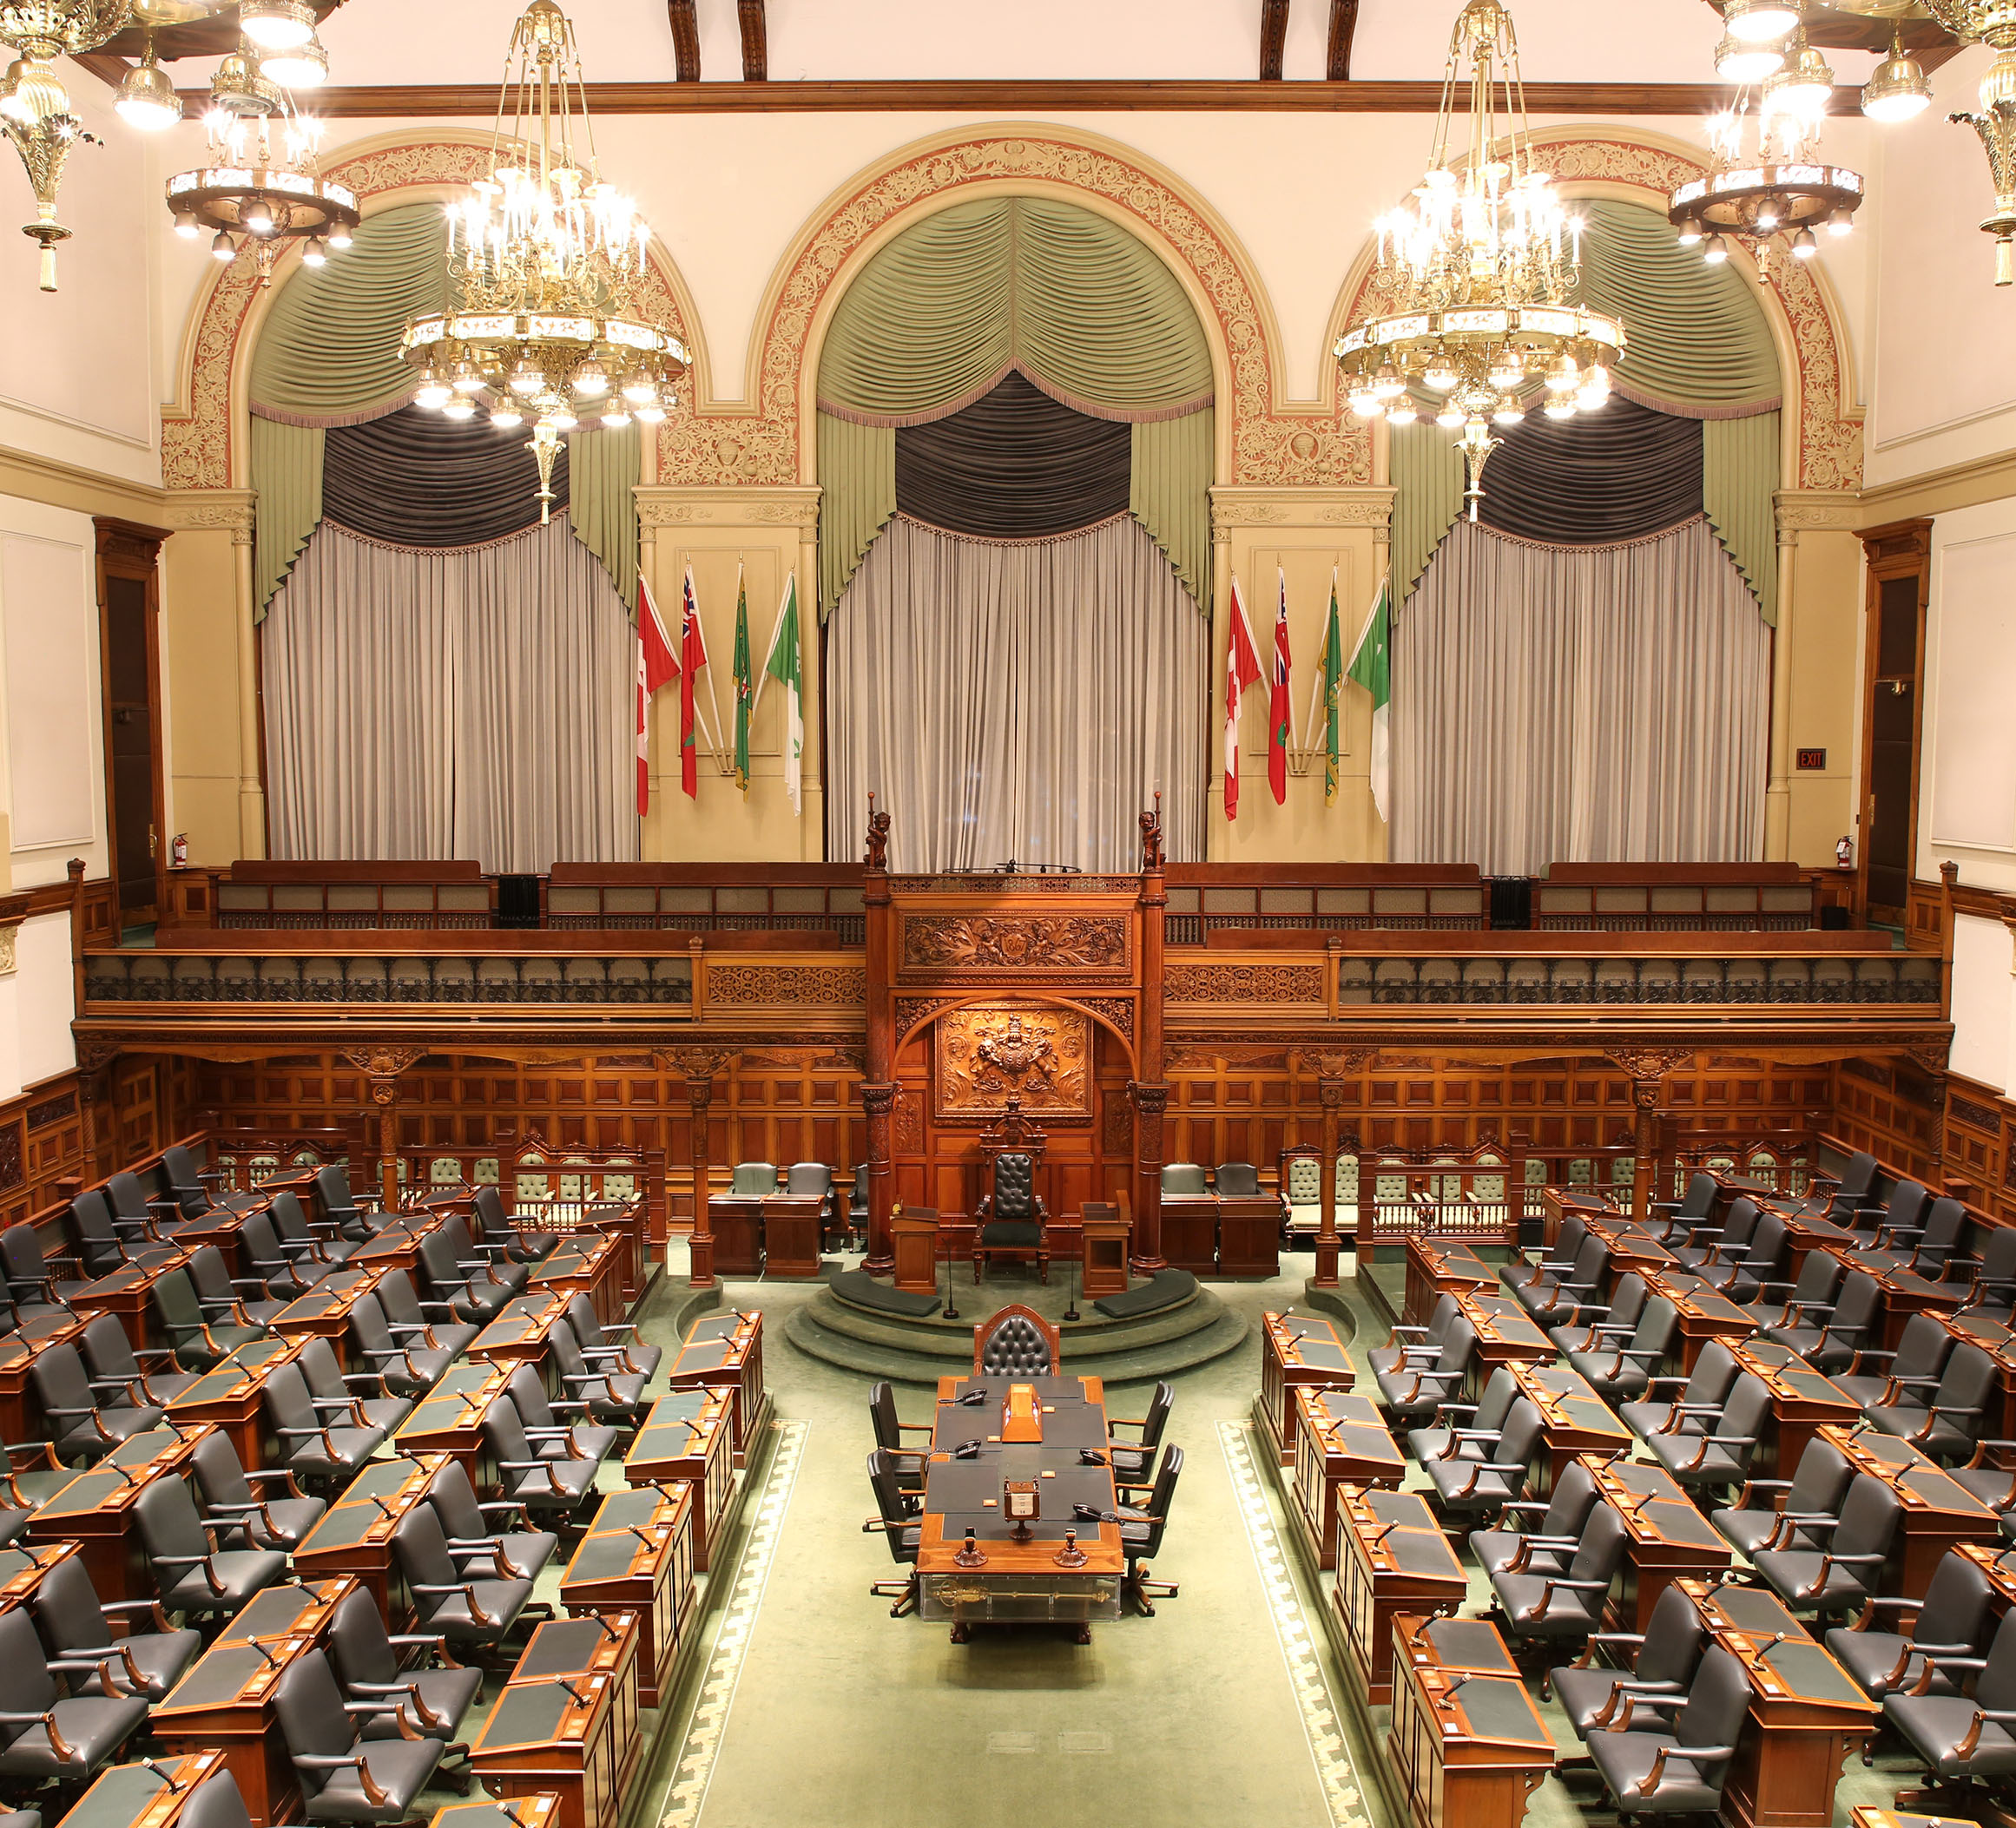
[
  {"x1": 980, "y1": 1314, "x2": 1055, "y2": 1376},
  {"x1": 992, "y1": 1153, "x2": 1036, "y2": 1221}
]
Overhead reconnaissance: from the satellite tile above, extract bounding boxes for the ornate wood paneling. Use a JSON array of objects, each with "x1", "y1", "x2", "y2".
[{"x1": 1830, "y1": 1055, "x2": 1943, "y2": 1186}]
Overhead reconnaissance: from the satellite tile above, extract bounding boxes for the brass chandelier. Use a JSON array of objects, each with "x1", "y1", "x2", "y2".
[
  {"x1": 401, "y1": 0, "x2": 688, "y2": 523},
  {"x1": 1918, "y1": 1, "x2": 2016, "y2": 281},
  {"x1": 1334, "y1": 0, "x2": 1624, "y2": 519},
  {"x1": 0, "y1": 0, "x2": 337, "y2": 289}
]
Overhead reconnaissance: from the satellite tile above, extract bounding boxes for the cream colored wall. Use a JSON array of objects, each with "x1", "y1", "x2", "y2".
[
  {"x1": 161, "y1": 515, "x2": 255, "y2": 868},
  {"x1": 1778, "y1": 519, "x2": 1865, "y2": 870}
]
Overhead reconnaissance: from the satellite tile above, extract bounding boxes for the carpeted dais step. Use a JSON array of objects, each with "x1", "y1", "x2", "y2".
[
  {"x1": 827, "y1": 1268, "x2": 942, "y2": 1317},
  {"x1": 1091, "y1": 1268, "x2": 1196, "y2": 1319}
]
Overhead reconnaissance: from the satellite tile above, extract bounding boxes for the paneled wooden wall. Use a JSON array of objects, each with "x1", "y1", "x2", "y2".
[
  {"x1": 1828, "y1": 1055, "x2": 1945, "y2": 1189},
  {"x1": 0, "y1": 1055, "x2": 188, "y2": 1228}
]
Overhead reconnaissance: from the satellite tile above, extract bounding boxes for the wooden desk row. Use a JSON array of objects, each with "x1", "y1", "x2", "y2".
[
  {"x1": 669, "y1": 1309, "x2": 768, "y2": 1469},
  {"x1": 557, "y1": 1483, "x2": 695, "y2": 1709},
  {"x1": 1159, "y1": 1190, "x2": 1281, "y2": 1280},
  {"x1": 708, "y1": 1190, "x2": 827, "y2": 1280},
  {"x1": 1257, "y1": 1311, "x2": 1354, "y2": 1468}
]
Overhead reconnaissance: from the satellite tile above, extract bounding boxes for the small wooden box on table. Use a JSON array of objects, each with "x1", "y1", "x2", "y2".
[
  {"x1": 623, "y1": 1387, "x2": 735, "y2": 1575},
  {"x1": 29, "y1": 1424, "x2": 210, "y2": 1609},
  {"x1": 1291, "y1": 1389, "x2": 1405, "y2": 1571},
  {"x1": 392, "y1": 1364, "x2": 513, "y2": 1490},
  {"x1": 509, "y1": 1615, "x2": 642, "y2": 1796},
  {"x1": 1334, "y1": 1486, "x2": 1468, "y2": 1704},
  {"x1": 1388, "y1": 1611, "x2": 1554, "y2": 1828},
  {"x1": 164, "y1": 1334, "x2": 305, "y2": 1471},
  {"x1": 1817, "y1": 1422, "x2": 2000, "y2": 1599},
  {"x1": 149, "y1": 1578, "x2": 356, "y2": 1828},
  {"x1": 1257, "y1": 1311, "x2": 1354, "y2": 1468},
  {"x1": 1729, "y1": 1339, "x2": 1861, "y2": 1477},
  {"x1": 1584, "y1": 1454, "x2": 1733, "y2": 1630},
  {"x1": 1404, "y1": 1238, "x2": 1496, "y2": 1326},
  {"x1": 669, "y1": 1311, "x2": 768, "y2": 1469},
  {"x1": 291, "y1": 1453, "x2": 451, "y2": 1625},
  {"x1": 557, "y1": 1484, "x2": 695, "y2": 1708},
  {"x1": 469, "y1": 1672, "x2": 620, "y2": 1828},
  {"x1": 1674, "y1": 1575, "x2": 1879, "y2": 1828}
]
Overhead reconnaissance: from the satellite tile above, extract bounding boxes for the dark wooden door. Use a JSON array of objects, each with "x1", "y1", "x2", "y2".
[
  {"x1": 1856, "y1": 521, "x2": 1931, "y2": 930},
  {"x1": 95, "y1": 520, "x2": 170, "y2": 930}
]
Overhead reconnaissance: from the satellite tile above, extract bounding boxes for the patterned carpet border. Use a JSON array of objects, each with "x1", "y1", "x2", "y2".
[
  {"x1": 1219, "y1": 1419, "x2": 1373, "y2": 1828},
  {"x1": 657, "y1": 1419, "x2": 808, "y2": 1828}
]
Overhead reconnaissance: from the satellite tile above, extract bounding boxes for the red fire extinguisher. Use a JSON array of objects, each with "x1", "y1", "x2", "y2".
[{"x1": 171, "y1": 832, "x2": 188, "y2": 868}]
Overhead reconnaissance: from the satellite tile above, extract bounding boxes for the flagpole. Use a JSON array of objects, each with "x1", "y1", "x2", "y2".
[{"x1": 748, "y1": 567, "x2": 794, "y2": 720}]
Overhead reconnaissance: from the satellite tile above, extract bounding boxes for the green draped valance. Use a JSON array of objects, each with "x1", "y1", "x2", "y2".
[
  {"x1": 247, "y1": 202, "x2": 641, "y2": 618},
  {"x1": 816, "y1": 195, "x2": 1214, "y2": 615}
]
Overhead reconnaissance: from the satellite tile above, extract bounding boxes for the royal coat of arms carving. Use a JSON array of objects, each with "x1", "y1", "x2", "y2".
[{"x1": 935, "y1": 1005, "x2": 1091, "y2": 1120}]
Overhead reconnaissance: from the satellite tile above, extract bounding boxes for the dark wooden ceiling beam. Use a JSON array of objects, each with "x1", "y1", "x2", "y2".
[
  {"x1": 174, "y1": 76, "x2": 1880, "y2": 117},
  {"x1": 668, "y1": 0, "x2": 700, "y2": 82},
  {"x1": 1259, "y1": 0, "x2": 1290, "y2": 80},
  {"x1": 739, "y1": 0, "x2": 768, "y2": 81},
  {"x1": 73, "y1": 51, "x2": 132, "y2": 91},
  {"x1": 1327, "y1": 0, "x2": 1359, "y2": 81}
]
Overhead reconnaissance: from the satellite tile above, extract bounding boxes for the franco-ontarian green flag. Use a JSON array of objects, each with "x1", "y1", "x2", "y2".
[
  {"x1": 759, "y1": 572, "x2": 803, "y2": 816},
  {"x1": 1347, "y1": 573, "x2": 1390, "y2": 823},
  {"x1": 732, "y1": 564, "x2": 752, "y2": 793},
  {"x1": 1320, "y1": 570, "x2": 1342, "y2": 803}
]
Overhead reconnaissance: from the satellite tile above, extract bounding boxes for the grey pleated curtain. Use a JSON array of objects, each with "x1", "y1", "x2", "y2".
[
  {"x1": 262, "y1": 517, "x2": 639, "y2": 872},
  {"x1": 815, "y1": 196, "x2": 1214, "y2": 613},
  {"x1": 826, "y1": 515, "x2": 1207, "y2": 872},
  {"x1": 1391, "y1": 517, "x2": 1769, "y2": 876}
]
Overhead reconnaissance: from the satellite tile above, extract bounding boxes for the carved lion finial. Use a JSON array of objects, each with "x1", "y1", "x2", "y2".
[{"x1": 865, "y1": 795, "x2": 892, "y2": 871}]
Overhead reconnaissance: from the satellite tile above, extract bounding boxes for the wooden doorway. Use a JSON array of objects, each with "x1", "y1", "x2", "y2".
[
  {"x1": 94, "y1": 519, "x2": 170, "y2": 932},
  {"x1": 1855, "y1": 519, "x2": 1932, "y2": 930}
]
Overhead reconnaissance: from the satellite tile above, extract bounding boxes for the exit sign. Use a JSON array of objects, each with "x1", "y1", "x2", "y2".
[{"x1": 1795, "y1": 748, "x2": 1827, "y2": 771}]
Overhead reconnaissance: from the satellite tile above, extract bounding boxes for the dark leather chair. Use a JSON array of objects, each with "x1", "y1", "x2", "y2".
[
  {"x1": 263, "y1": 1361, "x2": 385, "y2": 1488},
  {"x1": 1407, "y1": 1366, "x2": 1520, "y2": 1469},
  {"x1": 1373, "y1": 1318, "x2": 1479, "y2": 1425},
  {"x1": 1120, "y1": 1443, "x2": 1182, "y2": 1615},
  {"x1": 1857, "y1": 1196, "x2": 1968, "y2": 1279},
  {"x1": 298, "y1": 1336, "x2": 412, "y2": 1436},
  {"x1": 1836, "y1": 1312, "x2": 1956, "y2": 1412},
  {"x1": 0, "y1": 1226, "x2": 83, "y2": 1312},
  {"x1": 0, "y1": 1443, "x2": 74, "y2": 1515},
  {"x1": 348, "y1": 1294, "x2": 454, "y2": 1397},
  {"x1": 326, "y1": 1586, "x2": 479, "y2": 1764},
  {"x1": 504, "y1": 1364, "x2": 615, "y2": 1469},
  {"x1": 1493, "y1": 1502, "x2": 1631, "y2": 1660},
  {"x1": 547, "y1": 1322, "x2": 650, "y2": 1427},
  {"x1": 1644, "y1": 1171, "x2": 1720, "y2": 1236},
  {"x1": 1800, "y1": 1151, "x2": 1877, "y2": 1220},
  {"x1": 440, "y1": 1215, "x2": 529, "y2": 1302},
  {"x1": 1750, "y1": 1471, "x2": 1905, "y2": 1616},
  {"x1": 175, "y1": 1772, "x2": 257, "y2": 1828},
  {"x1": 1697, "y1": 1211, "x2": 1790, "y2": 1302},
  {"x1": 862, "y1": 1449, "x2": 920, "y2": 1616},
  {"x1": 785, "y1": 1162, "x2": 840, "y2": 1249},
  {"x1": 76, "y1": 1312, "x2": 201, "y2": 1406},
  {"x1": 563, "y1": 1292, "x2": 661, "y2": 1381},
  {"x1": 482, "y1": 1400, "x2": 597, "y2": 1524},
  {"x1": 867, "y1": 1381, "x2": 930, "y2": 1489},
  {"x1": 1420, "y1": 1398, "x2": 1545, "y2": 1519},
  {"x1": 0, "y1": 1605, "x2": 147, "y2": 1785},
  {"x1": 424, "y1": 1460, "x2": 557, "y2": 1583},
  {"x1": 392, "y1": 1504, "x2": 544, "y2": 1654},
  {"x1": 34, "y1": 1552, "x2": 199, "y2": 1702},
  {"x1": 67, "y1": 1193, "x2": 155, "y2": 1279},
  {"x1": 1369, "y1": 1293, "x2": 1459, "y2": 1378},
  {"x1": 152, "y1": 1267, "x2": 264, "y2": 1369},
  {"x1": 1827, "y1": 1547, "x2": 1997, "y2": 1702},
  {"x1": 471, "y1": 1185, "x2": 561, "y2": 1262},
  {"x1": 1549, "y1": 1269, "x2": 1649, "y2": 1356},
  {"x1": 1671, "y1": 1197, "x2": 1762, "y2": 1279},
  {"x1": 1742, "y1": 1247, "x2": 1843, "y2": 1328},
  {"x1": 184, "y1": 1243, "x2": 286, "y2": 1330},
  {"x1": 236, "y1": 1210, "x2": 329, "y2": 1300},
  {"x1": 1619, "y1": 1339, "x2": 1742, "y2": 1444},
  {"x1": 271, "y1": 1191, "x2": 356, "y2": 1266},
  {"x1": 1214, "y1": 1161, "x2": 1261, "y2": 1198},
  {"x1": 416, "y1": 1233, "x2": 512, "y2": 1326},
  {"x1": 972, "y1": 1304, "x2": 1060, "y2": 1376},
  {"x1": 1711, "y1": 1437, "x2": 1855, "y2": 1558},
  {"x1": 133, "y1": 1476, "x2": 287, "y2": 1620},
  {"x1": 1641, "y1": 1372, "x2": 1773, "y2": 1494},
  {"x1": 1108, "y1": 1381, "x2": 1174, "y2": 1488},
  {"x1": 1551, "y1": 1579, "x2": 1709, "y2": 1734},
  {"x1": 973, "y1": 1152, "x2": 1049, "y2": 1283},
  {"x1": 1584, "y1": 1644, "x2": 1750, "y2": 1813},
  {"x1": 376, "y1": 1270, "x2": 478, "y2": 1358},
  {"x1": 274, "y1": 1649, "x2": 444, "y2": 1823},
  {"x1": 159, "y1": 1143, "x2": 224, "y2": 1219},
  {"x1": 1864, "y1": 1340, "x2": 2000, "y2": 1461},
  {"x1": 1961, "y1": 1226, "x2": 2016, "y2": 1318},
  {"x1": 1508, "y1": 1234, "x2": 1611, "y2": 1328},
  {"x1": 311, "y1": 1167, "x2": 383, "y2": 1243},
  {"x1": 1565, "y1": 1292, "x2": 1677, "y2": 1404},
  {"x1": 1471, "y1": 1456, "x2": 1602, "y2": 1581},
  {"x1": 104, "y1": 1168, "x2": 183, "y2": 1240},
  {"x1": 31, "y1": 1341, "x2": 161, "y2": 1463},
  {"x1": 1763, "y1": 1266, "x2": 1883, "y2": 1373},
  {"x1": 1841, "y1": 1177, "x2": 1932, "y2": 1253},
  {"x1": 1884, "y1": 1602, "x2": 2016, "y2": 1788},
  {"x1": 189, "y1": 1429, "x2": 326, "y2": 1551}
]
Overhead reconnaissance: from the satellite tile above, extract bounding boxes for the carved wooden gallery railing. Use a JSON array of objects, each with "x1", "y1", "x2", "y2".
[
  {"x1": 1162, "y1": 864, "x2": 1488, "y2": 944},
  {"x1": 82, "y1": 947, "x2": 697, "y2": 1005}
]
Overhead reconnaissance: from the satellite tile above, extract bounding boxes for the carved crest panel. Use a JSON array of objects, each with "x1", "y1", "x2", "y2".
[
  {"x1": 934, "y1": 1005, "x2": 1090, "y2": 1121},
  {"x1": 900, "y1": 914, "x2": 1130, "y2": 979}
]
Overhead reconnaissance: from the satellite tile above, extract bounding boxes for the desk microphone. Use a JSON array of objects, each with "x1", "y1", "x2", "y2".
[
  {"x1": 586, "y1": 1614, "x2": 619, "y2": 1639},
  {"x1": 953, "y1": 1439, "x2": 983, "y2": 1460},
  {"x1": 366, "y1": 1496, "x2": 397, "y2": 1519},
  {"x1": 246, "y1": 1641, "x2": 281, "y2": 1669},
  {"x1": 497, "y1": 1807, "x2": 530, "y2": 1828},
  {"x1": 626, "y1": 1526, "x2": 658, "y2": 1549},
  {"x1": 1368, "y1": 1521, "x2": 1403, "y2": 1546},
  {"x1": 108, "y1": 1463, "x2": 141, "y2": 1486},
  {"x1": 959, "y1": 1387, "x2": 988, "y2": 1407},
  {"x1": 1079, "y1": 1450, "x2": 1107, "y2": 1466},
  {"x1": 555, "y1": 1680, "x2": 591, "y2": 1707},
  {"x1": 1753, "y1": 1631, "x2": 1789, "y2": 1658},
  {"x1": 142, "y1": 1761, "x2": 187, "y2": 1793}
]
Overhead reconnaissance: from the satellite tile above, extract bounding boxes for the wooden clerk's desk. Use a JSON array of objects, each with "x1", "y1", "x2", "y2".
[
  {"x1": 69, "y1": 1753, "x2": 234, "y2": 1828},
  {"x1": 1289, "y1": 1389, "x2": 1406, "y2": 1572},
  {"x1": 1159, "y1": 1190, "x2": 1281, "y2": 1279},
  {"x1": 150, "y1": 1577, "x2": 356, "y2": 1828},
  {"x1": 1387, "y1": 1612, "x2": 1553, "y2": 1828},
  {"x1": 291, "y1": 1452, "x2": 451, "y2": 1624},
  {"x1": 29, "y1": 1424, "x2": 212, "y2": 1609},
  {"x1": 0, "y1": 1311, "x2": 86, "y2": 1443},
  {"x1": 1584, "y1": 1454, "x2": 1733, "y2": 1630},
  {"x1": 1453, "y1": 1292, "x2": 1553, "y2": 1391},
  {"x1": 392, "y1": 1364, "x2": 514, "y2": 1490},
  {"x1": 708, "y1": 1191, "x2": 767, "y2": 1279},
  {"x1": 1257, "y1": 1311, "x2": 1354, "y2": 1468},
  {"x1": 1402, "y1": 1238, "x2": 1495, "y2": 1326},
  {"x1": 508, "y1": 1619, "x2": 642, "y2": 1795},
  {"x1": 164, "y1": 1335, "x2": 306, "y2": 1472},
  {"x1": 1729, "y1": 1340, "x2": 1861, "y2": 1478},
  {"x1": 668, "y1": 1311, "x2": 768, "y2": 1469},
  {"x1": 1507, "y1": 1361, "x2": 1631, "y2": 1489},
  {"x1": 469, "y1": 1671, "x2": 621, "y2": 1828},
  {"x1": 268, "y1": 1266, "x2": 387, "y2": 1371},
  {"x1": 557, "y1": 1484, "x2": 695, "y2": 1708},
  {"x1": 1334, "y1": 1486, "x2": 1467, "y2": 1704},
  {"x1": 1671, "y1": 1575, "x2": 1878, "y2": 1828},
  {"x1": 1818, "y1": 1424, "x2": 2000, "y2": 1599},
  {"x1": 623, "y1": 1387, "x2": 735, "y2": 1574},
  {"x1": 1643, "y1": 1269, "x2": 1763, "y2": 1374}
]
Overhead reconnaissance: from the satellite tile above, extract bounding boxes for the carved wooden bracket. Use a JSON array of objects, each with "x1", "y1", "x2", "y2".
[
  {"x1": 340, "y1": 1045, "x2": 425, "y2": 1081},
  {"x1": 1304, "y1": 1046, "x2": 1380, "y2": 1082},
  {"x1": 1604, "y1": 1047, "x2": 1696, "y2": 1085}
]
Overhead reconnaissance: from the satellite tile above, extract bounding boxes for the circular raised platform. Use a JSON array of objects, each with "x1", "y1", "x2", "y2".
[{"x1": 781, "y1": 1265, "x2": 1250, "y2": 1386}]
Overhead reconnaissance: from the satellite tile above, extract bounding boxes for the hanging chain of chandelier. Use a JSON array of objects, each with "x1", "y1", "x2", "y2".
[
  {"x1": 1334, "y1": 0, "x2": 1624, "y2": 521},
  {"x1": 0, "y1": 0, "x2": 346, "y2": 290},
  {"x1": 400, "y1": 0, "x2": 688, "y2": 523}
]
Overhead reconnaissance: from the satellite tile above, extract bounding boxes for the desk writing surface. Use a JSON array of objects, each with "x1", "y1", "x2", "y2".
[
  {"x1": 431, "y1": 1799, "x2": 563, "y2": 1828},
  {"x1": 1303, "y1": 1391, "x2": 1407, "y2": 1473},
  {"x1": 1636, "y1": 1498, "x2": 1729, "y2": 1549},
  {"x1": 931, "y1": 1378, "x2": 1109, "y2": 1455},
  {"x1": 564, "y1": 1531, "x2": 665, "y2": 1583},
  {"x1": 1420, "y1": 1616, "x2": 1519, "y2": 1673},
  {"x1": 627, "y1": 1391, "x2": 718, "y2": 1463},
  {"x1": 1270, "y1": 1325, "x2": 1353, "y2": 1376},
  {"x1": 74, "y1": 1756, "x2": 225, "y2": 1828},
  {"x1": 924, "y1": 1452, "x2": 1114, "y2": 1542},
  {"x1": 1824, "y1": 1424, "x2": 1934, "y2": 1473},
  {"x1": 512, "y1": 1618, "x2": 631, "y2": 1682},
  {"x1": 36, "y1": 1436, "x2": 196, "y2": 1520},
  {"x1": 217, "y1": 1577, "x2": 345, "y2": 1642},
  {"x1": 272, "y1": 1270, "x2": 380, "y2": 1324},
  {"x1": 685, "y1": 1312, "x2": 756, "y2": 1345},
  {"x1": 1448, "y1": 1677, "x2": 1555, "y2": 1747},
  {"x1": 1695, "y1": 1579, "x2": 1808, "y2": 1639},
  {"x1": 159, "y1": 1642, "x2": 288, "y2": 1710},
  {"x1": 399, "y1": 1369, "x2": 508, "y2": 1434},
  {"x1": 477, "y1": 1675, "x2": 606, "y2": 1752},
  {"x1": 1756, "y1": 1640, "x2": 1865, "y2": 1706},
  {"x1": 295, "y1": 1463, "x2": 436, "y2": 1552}
]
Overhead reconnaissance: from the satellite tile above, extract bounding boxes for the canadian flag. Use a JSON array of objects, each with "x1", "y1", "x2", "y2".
[
  {"x1": 1222, "y1": 573, "x2": 1264, "y2": 819},
  {"x1": 636, "y1": 572, "x2": 679, "y2": 815}
]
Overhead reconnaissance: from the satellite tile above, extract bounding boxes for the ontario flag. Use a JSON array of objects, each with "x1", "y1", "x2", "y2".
[
  {"x1": 636, "y1": 571, "x2": 678, "y2": 815},
  {"x1": 1268, "y1": 567, "x2": 1293, "y2": 806},
  {"x1": 1222, "y1": 572, "x2": 1263, "y2": 819},
  {"x1": 678, "y1": 564, "x2": 709, "y2": 799}
]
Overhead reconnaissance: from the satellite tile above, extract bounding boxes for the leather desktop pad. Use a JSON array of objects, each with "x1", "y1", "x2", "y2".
[{"x1": 925, "y1": 1451, "x2": 1114, "y2": 1542}]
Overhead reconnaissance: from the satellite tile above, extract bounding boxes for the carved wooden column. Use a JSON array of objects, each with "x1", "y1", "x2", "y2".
[
  {"x1": 686, "y1": 1068, "x2": 717, "y2": 1290},
  {"x1": 1315, "y1": 1075, "x2": 1346, "y2": 1287},
  {"x1": 1130, "y1": 806, "x2": 1169, "y2": 1278},
  {"x1": 861, "y1": 803, "x2": 896, "y2": 1276},
  {"x1": 1129, "y1": 1081, "x2": 1169, "y2": 1277},
  {"x1": 1608, "y1": 1049, "x2": 1691, "y2": 1224},
  {"x1": 344, "y1": 1047, "x2": 424, "y2": 1209}
]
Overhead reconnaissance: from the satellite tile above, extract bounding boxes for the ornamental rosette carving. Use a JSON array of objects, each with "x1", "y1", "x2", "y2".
[
  {"x1": 707, "y1": 964, "x2": 866, "y2": 1005},
  {"x1": 901, "y1": 915, "x2": 1130, "y2": 973},
  {"x1": 1166, "y1": 962, "x2": 1328, "y2": 1003}
]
